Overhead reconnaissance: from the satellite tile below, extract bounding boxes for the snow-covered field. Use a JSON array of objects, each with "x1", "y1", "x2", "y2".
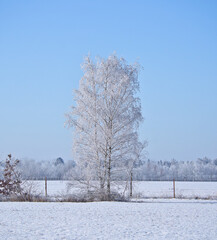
[
  {"x1": 1, "y1": 200, "x2": 217, "y2": 240},
  {"x1": 30, "y1": 180, "x2": 217, "y2": 199},
  {"x1": 136, "y1": 181, "x2": 217, "y2": 199},
  {"x1": 1, "y1": 181, "x2": 217, "y2": 239}
]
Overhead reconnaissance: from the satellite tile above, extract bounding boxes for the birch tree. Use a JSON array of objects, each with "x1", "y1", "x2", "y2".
[{"x1": 66, "y1": 54, "x2": 144, "y2": 199}]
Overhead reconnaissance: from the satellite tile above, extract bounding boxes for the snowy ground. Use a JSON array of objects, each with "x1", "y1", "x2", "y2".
[
  {"x1": 30, "y1": 180, "x2": 217, "y2": 199},
  {"x1": 135, "y1": 181, "x2": 217, "y2": 199},
  {"x1": 1, "y1": 200, "x2": 217, "y2": 240}
]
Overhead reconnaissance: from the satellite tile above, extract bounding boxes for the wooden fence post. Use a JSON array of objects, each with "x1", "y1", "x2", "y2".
[
  {"x1": 173, "y1": 179, "x2": 175, "y2": 198},
  {"x1": 45, "y1": 176, "x2": 47, "y2": 197}
]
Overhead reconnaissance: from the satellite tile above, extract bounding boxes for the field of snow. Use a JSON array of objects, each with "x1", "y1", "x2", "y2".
[
  {"x1": 135, "y1": 181, "x2": 217, "y2": 199},
  {"x1": 1, "y1": 200, "x2": 217, "y2": 239},
  {"x1": 29, "y1": 180, "x2": 217, "y2": 199}
]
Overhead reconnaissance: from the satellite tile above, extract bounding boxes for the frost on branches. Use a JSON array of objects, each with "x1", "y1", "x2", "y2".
[
  {"x1": 0, "y1": 154, "x2": 22, "y2": 196},
  {"x1": 66, "y1": 55, "x2": 144, "y2": 200}
]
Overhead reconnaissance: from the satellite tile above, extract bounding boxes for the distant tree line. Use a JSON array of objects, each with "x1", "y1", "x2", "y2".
[
  {"x1": 18, "y1": 158, "x2": 76, "y2": 180},
  {"x1": 1, "y1": 157, "x2": 217, "y2": 181},
  {"x1": 133, "y1": 157, "x2": 217, "y2": 181}
]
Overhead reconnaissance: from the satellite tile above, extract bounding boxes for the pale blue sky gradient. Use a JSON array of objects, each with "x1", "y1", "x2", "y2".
[{"x1": 0, "y1": 0, "x2": 217, "y2": 161}]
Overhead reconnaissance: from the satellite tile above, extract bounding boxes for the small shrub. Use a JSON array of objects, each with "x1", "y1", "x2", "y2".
[{"x1": 0, "y1": 154, "x2": 22, "y2": 196}]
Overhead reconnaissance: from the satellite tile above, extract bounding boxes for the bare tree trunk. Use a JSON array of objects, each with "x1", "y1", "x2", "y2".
[
  {"x1": 107, "y1": 146, "x2": 112, "y2": 199},
  {"x1": 130, "y1": 171, "x2": 133, "y2": 197},
  {"x1": 45, "y1": 176, "x2": 47, "y2": 197}
]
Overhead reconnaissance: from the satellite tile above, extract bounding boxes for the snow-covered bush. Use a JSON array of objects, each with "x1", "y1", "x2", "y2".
[{"x1": 0, "y1": 154, "x2": 22, "y2": 197}]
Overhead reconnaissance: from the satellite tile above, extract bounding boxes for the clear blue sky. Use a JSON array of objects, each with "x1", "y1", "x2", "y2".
[{"x1": 0, "y1": 0, "x2": 217, "y2": 162}]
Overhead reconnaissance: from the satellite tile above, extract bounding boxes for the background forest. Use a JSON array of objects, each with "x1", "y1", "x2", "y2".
[{"x1": 0, "y1": 156, "x2": 216, "y2": 181}]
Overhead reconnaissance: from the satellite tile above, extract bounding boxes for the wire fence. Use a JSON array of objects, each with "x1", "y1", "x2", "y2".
[{"x1": 25, "y1": 180, "x2": 217, "y2": 200}]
